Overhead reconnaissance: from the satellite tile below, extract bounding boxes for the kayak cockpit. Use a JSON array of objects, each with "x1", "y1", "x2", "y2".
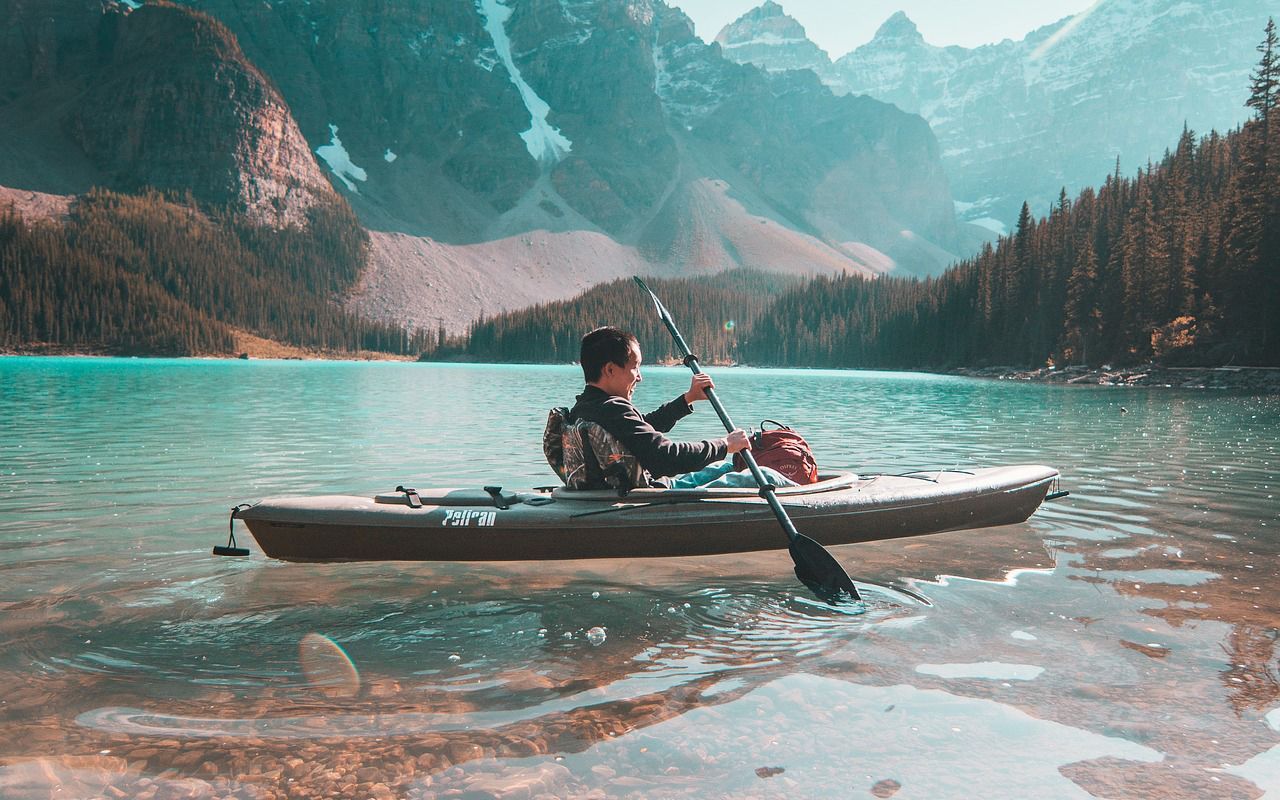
[
  {"x1": 550, "y1": 471, "x2": 862, "y2": 502},
  {"x1": 365, "y1": 472, "x2": 863, "y2": 509}
]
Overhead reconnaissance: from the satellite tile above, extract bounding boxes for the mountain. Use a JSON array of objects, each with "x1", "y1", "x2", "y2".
[
  {"x1": 458, "y1": 97, "x2": 1280, "y2": 370},
  {"x1": 716, "y1": 0, "x2": 1273, "y2": 233},
  {"x1": 170, "y1": 0, "x2": 960, "y2": 252},
  {"x1": 0, "y1": 0, "x2": 969, "y2": 338},
  {"x1": 0, "y1": 1, "x2": 425, "y2": 357},
  {"x1": 712, "y1": 0, "x2": 833, "y2": 79},
  {"x1": 0, "y1": 0, "x2": 334, "y2": 227},
  {"x1": 181, "y1": 0, "x2": 967, "y2": 286}
]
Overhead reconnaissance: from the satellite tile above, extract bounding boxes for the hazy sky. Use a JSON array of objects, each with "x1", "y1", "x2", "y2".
[{"x1": 674, "y1": 0, "x2": 1100, "y2": 57}]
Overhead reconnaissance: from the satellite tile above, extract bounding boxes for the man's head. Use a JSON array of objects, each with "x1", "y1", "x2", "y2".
[{"x1": 581, "y1": 326, "x2": 642, "y2": 400}]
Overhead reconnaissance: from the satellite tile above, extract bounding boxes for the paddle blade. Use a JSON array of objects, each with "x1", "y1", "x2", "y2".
[
  {"x1": 632, "y1": 277, "x2": 672, "y2": 323},
  {"x1": 789, "y1": 533, "x2": 862, "y2": 603}
]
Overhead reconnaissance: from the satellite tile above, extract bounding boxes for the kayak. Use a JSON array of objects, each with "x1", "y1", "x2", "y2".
[{"x1": 231, "y1": 465, "x2": 1060, "y2": 562}]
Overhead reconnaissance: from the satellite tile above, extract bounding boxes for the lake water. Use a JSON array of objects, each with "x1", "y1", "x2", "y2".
[{"x1": 1, "y1": 356, "x2": 1277, "y2": 799}]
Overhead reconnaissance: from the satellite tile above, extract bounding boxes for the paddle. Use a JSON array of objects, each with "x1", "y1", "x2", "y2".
[{"x1": 632, "y1": 277, "x2": 862, "y2": 603}]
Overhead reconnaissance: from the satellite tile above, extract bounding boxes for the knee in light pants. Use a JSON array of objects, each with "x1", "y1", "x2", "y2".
[{"x1": 670, "y1": 460, "x2": 798, "y2": 489}]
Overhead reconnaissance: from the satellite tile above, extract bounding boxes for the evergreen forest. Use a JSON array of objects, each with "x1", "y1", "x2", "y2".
[
  {"x1": 0, "y1": 189, "x2": 429, "y2": 356},
  {"x1": 458, "y1": 270, "x2": 800, "y2": 365},
  {"x1": 447, "y1": 22, "x2": 1280, "y2": 370}
]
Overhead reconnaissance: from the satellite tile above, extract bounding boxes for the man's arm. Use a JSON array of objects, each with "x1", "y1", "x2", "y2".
[
  {"x1": 644, "y1": 371, "x2": 718, "y2": 432},
  {"x1": 606, "y1": 399, "x2": 728, "y2": 478},
  {"x1": 642, "y1": 394, "x2": 695, "y2": 433}
]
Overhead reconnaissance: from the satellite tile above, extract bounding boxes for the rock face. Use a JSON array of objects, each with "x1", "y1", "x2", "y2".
[
  {"x1": 170, "y1": 0, "x2": 962, "y2": 276},
  {"x1": 713, "y1": 0, "x2": 833, "y2": 79},
  {"x1": 718, "y1": 0, "x2": 1272, "y2": 233},
  {"x1": 0, "y1": 0, "x2": 333, "y2": 226}
]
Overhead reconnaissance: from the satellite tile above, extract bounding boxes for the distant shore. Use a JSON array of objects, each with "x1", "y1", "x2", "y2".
[
  {"x1": 951, "y1": 363, "x2": 1280, "y2": 392},
  {"x1": 6, "y1": 347, "x2": 1279, "y2": 392},
  {"x1": 0, "y1": 330, "x2": 415, "y2": 362}
]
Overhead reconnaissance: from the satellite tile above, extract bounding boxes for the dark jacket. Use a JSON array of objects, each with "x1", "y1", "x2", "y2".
[{"x1": 568, "y1": 385, "x2": 729, "y2": 480}]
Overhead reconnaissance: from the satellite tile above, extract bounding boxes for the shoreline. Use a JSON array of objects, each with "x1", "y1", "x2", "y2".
[
  {"x1": 950, "y1": 363, "x2": 1280, "y2": 392},
  {"x1": 0, "y1": 338, "x2": 415, "y2": 363},
  {"x1": 5, "y1": 348, "x2": 1279, "y2": 392}
]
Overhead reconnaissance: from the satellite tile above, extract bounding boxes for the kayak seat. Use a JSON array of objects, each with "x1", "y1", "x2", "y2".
[{"x1": 544, "y1": 407, "x2": 648, "y2": 493}]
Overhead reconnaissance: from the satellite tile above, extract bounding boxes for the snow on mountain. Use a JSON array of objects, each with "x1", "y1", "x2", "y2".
[
  {"x1": 476, "y1": 0, "x2": 572, "y2": 164},
  {"x1": 315, "y1": 124, "x2": 368, "y2": 192}
]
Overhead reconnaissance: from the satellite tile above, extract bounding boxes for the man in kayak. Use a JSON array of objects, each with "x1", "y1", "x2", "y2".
[{"x1": 568, "y1": 326, "x2": 759, "y2": 488}]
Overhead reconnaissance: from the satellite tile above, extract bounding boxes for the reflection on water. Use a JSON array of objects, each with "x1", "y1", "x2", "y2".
[
  {"x1": 915, "y1": 662, "x2": 1045, "y2": 681},
  {"x1": 548, "y1": 674, "x2": 1163, "y2": 798},
  {"x1": 1, "y1": 357, "x2": 1278, "y2": 798}
]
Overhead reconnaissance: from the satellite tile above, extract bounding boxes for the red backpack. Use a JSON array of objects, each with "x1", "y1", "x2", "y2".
[{"x1": 732, "y1": 419, "x2": 819, "y2": 485}]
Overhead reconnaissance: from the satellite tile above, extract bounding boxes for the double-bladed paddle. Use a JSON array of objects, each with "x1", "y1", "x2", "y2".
[{"x1": 633, "y1": 277, "x2": 862, "y2": 603}]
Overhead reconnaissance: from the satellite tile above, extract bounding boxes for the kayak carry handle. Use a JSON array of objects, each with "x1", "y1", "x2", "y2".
[
  {"x1": 1044, "y1": 476, "x2": 1070, "y2": 502},
  {"x1": 213, "y1": 504, "x2": 252, "y2": 557}
]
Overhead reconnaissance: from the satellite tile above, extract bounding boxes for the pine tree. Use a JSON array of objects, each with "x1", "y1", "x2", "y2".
[
  {"x1": 1062, "y1": 238, "x2": 1101, "y2": 364},
  {"x1": 1225, "y1": 18, "x2": 1280, "y2": 355},
  {"x1": 1247, "y1": 18, "x2": 1278, "y2": 138}
]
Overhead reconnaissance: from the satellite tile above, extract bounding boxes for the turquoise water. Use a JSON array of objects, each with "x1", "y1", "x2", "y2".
[{"x1": 1, "y1": 356, "x2": 1278, "y2": 798}]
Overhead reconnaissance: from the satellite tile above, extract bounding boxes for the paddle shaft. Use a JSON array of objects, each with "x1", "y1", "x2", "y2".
[
  {"x1": 680, "y1": 353, "x2": 801, "y2": 544},
  {"x1": 634, "y1": 276, "x2": 861, "y2": 602}
]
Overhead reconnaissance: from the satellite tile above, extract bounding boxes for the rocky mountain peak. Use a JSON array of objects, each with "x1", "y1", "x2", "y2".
[
  {"x1": 712, "y1": 1, "x2": 832, "y2": 77},
  {"x1": 715, "y1": 1, "x2": 807, "y2": 46},
  {"x1": 870, "y1": 11, "x2": 924, "y2": 46},
  {"x1": 0, "y1": 0, "x2": 334, "y2": 227},
  {"x1": 827, "y1": 0, "x2": 1271, "y2": 233}
]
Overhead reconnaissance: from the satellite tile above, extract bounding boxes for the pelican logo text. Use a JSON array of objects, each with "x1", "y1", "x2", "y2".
[{"x1": 442, "y1": 509, "x2": 497, "y2": 527}]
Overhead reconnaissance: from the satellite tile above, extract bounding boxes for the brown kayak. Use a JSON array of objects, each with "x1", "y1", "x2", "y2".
[{"x1": 232, "y1": 465, "x2": 1060, "y2": 562}]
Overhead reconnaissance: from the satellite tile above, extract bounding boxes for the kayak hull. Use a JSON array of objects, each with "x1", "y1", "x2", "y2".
[{"x1": 236, "y1": 465, "x2": 1059, "y2": 562}]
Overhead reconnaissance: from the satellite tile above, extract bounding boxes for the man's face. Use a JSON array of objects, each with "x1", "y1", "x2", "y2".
[{"x1": 600, "y1": 344, "x2": 642, "y2": 400}]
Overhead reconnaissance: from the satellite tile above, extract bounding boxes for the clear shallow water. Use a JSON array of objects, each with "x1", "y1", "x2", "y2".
[{"x1": 1, "y1": 356, "x2": 1278, "y2": 799}]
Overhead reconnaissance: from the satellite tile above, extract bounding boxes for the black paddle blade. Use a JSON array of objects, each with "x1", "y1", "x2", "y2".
[
  {"x1": 789, "y1": 533, "x2": 862, "y2": 603},
  {"x1": 633, "y1": 277, "x2": 669, "y2": 321}
]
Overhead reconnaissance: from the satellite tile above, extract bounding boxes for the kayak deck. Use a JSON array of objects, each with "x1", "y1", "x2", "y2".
[{"x1": 235, "y1": 465, "x2": 1060, "y2": 562}]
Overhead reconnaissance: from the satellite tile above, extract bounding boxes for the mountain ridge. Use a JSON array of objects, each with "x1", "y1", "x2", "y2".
[
  {"x1": 715, "y1": 0, "x2": 1272, "y2": 231},
  {"x1": 0, "y1": 0, "x2": 975, "y2": 336},
  {"x1": 0, "y1": 0, "x2": 335, "y2": 227}
]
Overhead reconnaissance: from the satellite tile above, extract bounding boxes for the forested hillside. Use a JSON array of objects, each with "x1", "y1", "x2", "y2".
[
  {"x1": 743, "y1": 21, "x2": 1277, "y2": 369},
  {"x1": 0, "y1": 190, "x2": 427, "y2": 356},
  {"x1": 452, "y1": 22, "x2": 1279, "y2": 370},
  {"x1": 454, "y1": 271, "x2": 799, "y2": 365}
]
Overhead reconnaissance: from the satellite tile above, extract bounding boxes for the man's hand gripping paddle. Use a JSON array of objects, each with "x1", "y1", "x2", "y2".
[{"x1": 633, "y1": 277, "x2": 862, "y2": 603}]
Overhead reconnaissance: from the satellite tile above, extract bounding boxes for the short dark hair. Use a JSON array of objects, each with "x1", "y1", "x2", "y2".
[{"x1": 580, "y1": 327, "x2": 638, "y2": 382}]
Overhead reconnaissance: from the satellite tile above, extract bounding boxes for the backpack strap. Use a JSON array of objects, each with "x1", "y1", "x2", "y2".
[
  {"x1": 543, "y1": 407, "x2": 571, "y2": 482},
  {"x1": 559, "y1": 417, "x2": 597, "y2": 489}
]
